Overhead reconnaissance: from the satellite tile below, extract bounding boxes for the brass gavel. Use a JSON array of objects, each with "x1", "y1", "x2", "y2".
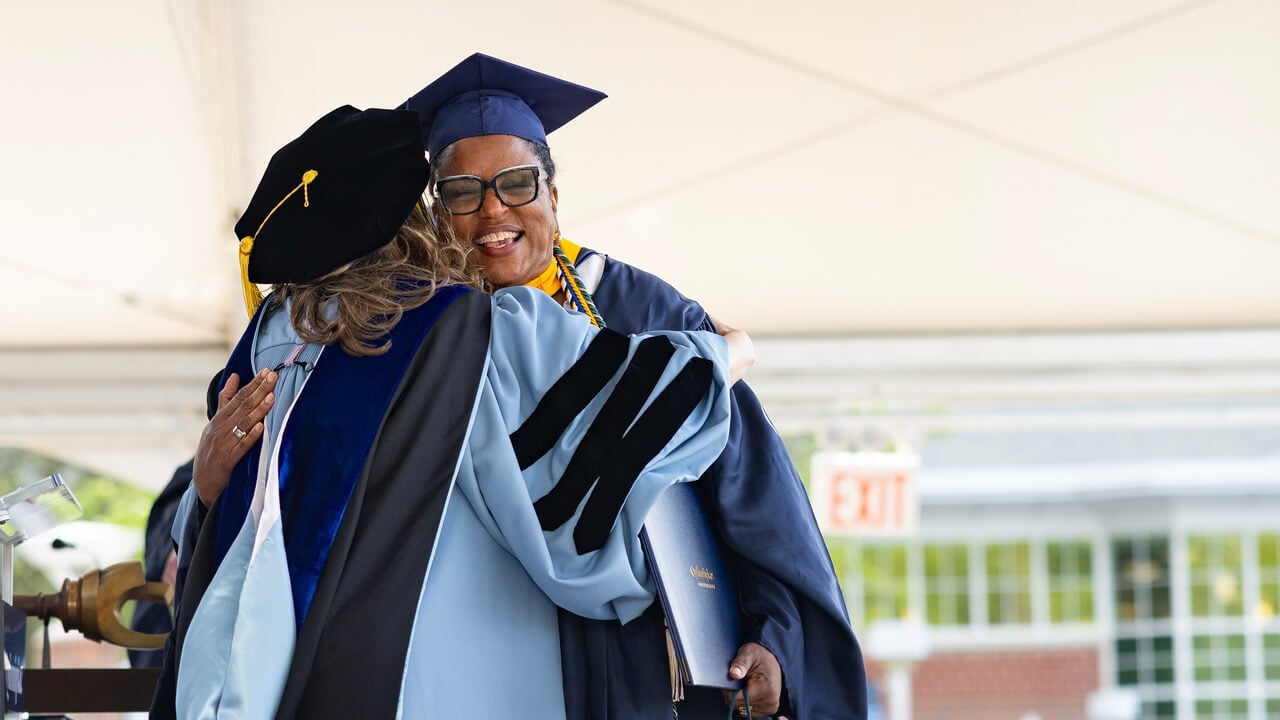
[{"x1": 13, "y1": 560, "x2": 172, "y2": 650}]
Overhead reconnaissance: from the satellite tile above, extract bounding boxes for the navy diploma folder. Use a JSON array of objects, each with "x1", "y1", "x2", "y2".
[{"x1": 640, "y1": 481, "x2": 744, "y2": 696}]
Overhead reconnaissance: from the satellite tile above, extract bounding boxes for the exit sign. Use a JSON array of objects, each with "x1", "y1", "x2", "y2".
[{"x1": 810, "y1": 451, "x2": 920, "y2": 537}]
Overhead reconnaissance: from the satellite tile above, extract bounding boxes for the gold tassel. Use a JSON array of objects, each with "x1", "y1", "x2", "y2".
[
  {"x1": 236, "y1": 169, "x2": 318, "y2": 318},
  {"x1": 665, "y1": 625, "x2": 685, "y2": 703},
  {"x1": 239, "y1": 236, "x2": 263, "y2": 317}
]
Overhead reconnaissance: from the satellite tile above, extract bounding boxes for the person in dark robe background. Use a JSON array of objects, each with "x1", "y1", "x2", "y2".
[
  {"x1": 130, "y1": 374, "x2": 221, "y2": 668},
  {"x1": 126, "y1": 459, "x2": 188, "y2": 668},
  {"x1": 405, "y1": 53, "x2": 867, "y2": 719}
]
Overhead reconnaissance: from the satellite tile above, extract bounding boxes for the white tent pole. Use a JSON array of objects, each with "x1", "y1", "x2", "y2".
[{"x1": 195, "y1": 0, "x2": 251, "y2": 348}]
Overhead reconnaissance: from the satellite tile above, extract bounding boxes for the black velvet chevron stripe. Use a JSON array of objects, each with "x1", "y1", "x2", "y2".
[
  {"x1": 510, "y1": 327, "x2": 630, "y2": 470},
  {"x1": 533, "y1": 335, "x2": 676, "y2": 531},
  {"x1": 572, "y1": 356, "x2": 714, "y2": 554}
]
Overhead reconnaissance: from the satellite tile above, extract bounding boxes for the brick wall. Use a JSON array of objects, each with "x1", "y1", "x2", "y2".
[{"x1": 868, "y1": 647, "x2": 1099, "y2": 720}]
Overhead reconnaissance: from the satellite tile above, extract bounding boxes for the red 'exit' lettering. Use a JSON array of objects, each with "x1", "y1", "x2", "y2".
[{"x1": 829, "y1": 470, "x2": 908, "y2": 531}]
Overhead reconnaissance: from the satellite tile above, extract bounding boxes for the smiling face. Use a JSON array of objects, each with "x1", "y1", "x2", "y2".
[{"x1": 434, "y1": 134, "x2": 559, "y2": 289}]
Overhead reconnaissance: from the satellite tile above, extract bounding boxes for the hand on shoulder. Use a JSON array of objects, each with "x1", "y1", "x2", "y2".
[{"x1": 707, "y1": 313, "x2": 755, "y2": 385}]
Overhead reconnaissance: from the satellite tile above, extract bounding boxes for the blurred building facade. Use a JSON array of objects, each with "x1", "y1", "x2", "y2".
[
  {"x1": 755, "y1": 327, "x2": 1280, "y2": 720},
  {"x1": 5, "y1": 325, "x2": 1279, "y2": 720}
]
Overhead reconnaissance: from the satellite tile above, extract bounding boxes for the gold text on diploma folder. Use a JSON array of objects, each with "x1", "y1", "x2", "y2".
[{"x1": 688, "y1": 566, "x2": 717, "y2": 590}]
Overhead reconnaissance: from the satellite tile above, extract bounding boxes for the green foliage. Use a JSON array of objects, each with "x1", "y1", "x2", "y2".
[
  {"x1": 0, "y1": 447, "x2": 156, "y2": 595},
  {"x1": 66, "y1": 476, "x2": 154, "y2": 530},
  {"x1": 781, "y1": 432, "x2": 817, "y2": 492},
  {"x1": 0, "y1": 447, "x2": 154, "y2": 529}
]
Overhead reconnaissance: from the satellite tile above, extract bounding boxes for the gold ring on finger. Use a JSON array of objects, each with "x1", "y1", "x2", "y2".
[{"x1": 231, "y1": 425, "x2": 248, "y2": 439}]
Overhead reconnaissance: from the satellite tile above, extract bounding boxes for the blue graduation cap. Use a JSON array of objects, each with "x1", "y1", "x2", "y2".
[{"x1": 403, "y1": 53, "x2": 607, "y2": 157}]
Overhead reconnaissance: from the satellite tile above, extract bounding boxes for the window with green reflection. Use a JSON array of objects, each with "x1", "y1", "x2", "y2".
[
  {"x1": 1264, "y1": 634, "x2": 1280, "y2": 681},
  {"x1": 985, "y1": 542, "x2": 1031, "y2": 624},
  {"x1": 1192, "y1": 634, "x2": 1246, "y2": 682},
  {"x1": 1193, "y1": 697, "x2": 1247, "y2": 719},
  {"x1": 860, "y1": 543, "x2": 908, "y2": 624},
  {"x1": 924, "y1": 543, "x2": 969, "y2": 626},
  {"x1": 1047, "y1": 541, "x2": 1093, "y2": 623},
  {"x1": 1187, "y1": 534, "x2": 1243, "y2": 617},
  {"x1": 1259, "y1": 533, "x2": 1280, "y2": 620},
  {"x1": 1115, "y1": 634, "x2": 1174, "y2": 686},
  {"x1": 1113, "y1": 537, "x2": 1171, "y2": 621},
  {"x1": 825, "y1": 537, "x2": 856, "y2": 608},
  {"x1": 1140, "y1": 699, "x2": 1176, "y2": 719}
]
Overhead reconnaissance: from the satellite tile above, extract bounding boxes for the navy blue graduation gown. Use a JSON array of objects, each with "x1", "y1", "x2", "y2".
[{"x1": 558, "y1": 249, "x2": 868, "y2": 720}]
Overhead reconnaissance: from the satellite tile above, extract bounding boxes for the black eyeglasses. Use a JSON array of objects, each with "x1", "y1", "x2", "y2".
[{"x1": 433, "y1": 164, "x2": 541, "y2": 215}]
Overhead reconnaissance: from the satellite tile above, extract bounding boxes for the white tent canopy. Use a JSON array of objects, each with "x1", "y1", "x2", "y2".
[{"x1": 2, "y1": 0, "x2": 1278, "y2": 486}]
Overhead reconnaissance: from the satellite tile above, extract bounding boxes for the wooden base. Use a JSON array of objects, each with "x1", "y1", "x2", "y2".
[{"x1": 22, "y1": 668, "x2": 160, "y2": 713}]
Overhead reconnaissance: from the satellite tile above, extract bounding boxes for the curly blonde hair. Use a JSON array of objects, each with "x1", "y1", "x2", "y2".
[{"x1": 274, "y1": 209, "x2": 489, "y2": 357}]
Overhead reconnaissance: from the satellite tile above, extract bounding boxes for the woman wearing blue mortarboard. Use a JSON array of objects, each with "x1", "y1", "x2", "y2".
[
  {"x1": 401, "y1": 54, "x2": 868, "y2": 720},
  {"x1": 150, "y1": 105, "x2": 755, "y2": 718}
]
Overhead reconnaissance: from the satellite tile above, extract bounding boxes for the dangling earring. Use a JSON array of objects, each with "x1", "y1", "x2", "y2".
[{"x1": 553, "y1": 228, "x2": 561, "y2": 245}]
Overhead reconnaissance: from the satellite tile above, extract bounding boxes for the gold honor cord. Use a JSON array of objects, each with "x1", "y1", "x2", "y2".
[
  {"x1": 522, "y1": 242, "x2": 607, "y2": 326},
  {"x1": 239, "y1": 169, "x2": 319, "y2": 317}
]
